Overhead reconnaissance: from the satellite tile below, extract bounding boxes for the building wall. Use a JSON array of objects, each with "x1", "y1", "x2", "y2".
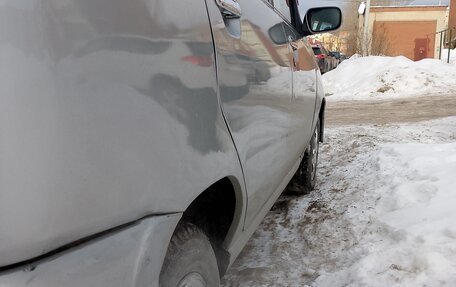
[
  {"x1": 450, "y1": 0, "x2": 456, "y2": 30},
  {"x1": 373, "y1": 20, "x2": 436, "y2": 59},
  {"x1": 369, "y1": 6, "x2": 448, "y2": 59}
]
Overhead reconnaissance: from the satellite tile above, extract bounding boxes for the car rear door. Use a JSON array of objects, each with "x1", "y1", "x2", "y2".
[
  {"x1": 0, "y1": 0, "x2": 242, "y2": 267},
  {"x1": 205, "y1": 0, "x2": 295, "y2": 228}
]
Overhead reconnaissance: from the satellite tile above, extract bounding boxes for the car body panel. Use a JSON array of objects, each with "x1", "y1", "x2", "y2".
[
  {"x1": 0, "y1": 214, "x2": 180, "y2": 287},
  {"x1": 0, "y1": 0, "x2": 245, "y2": 267},
  {"x1": 206, "y1": 0, "x2": 313, "y2": 231},
  {"x1": 0, "y1": 0, "x2": 328, "y2": 283},
  {"x1": 284, "y1": 23, "x2": 319, "y2": 168}
]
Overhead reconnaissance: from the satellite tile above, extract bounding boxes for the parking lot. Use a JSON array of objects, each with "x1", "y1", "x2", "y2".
[{"x1": 326, "y1": 94, "x2": 456, "y2": 126}]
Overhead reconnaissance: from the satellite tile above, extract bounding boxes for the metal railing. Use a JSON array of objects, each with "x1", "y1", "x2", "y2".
[{"x1": 432, "y1": 27, "x2": 455, "y2": 64}]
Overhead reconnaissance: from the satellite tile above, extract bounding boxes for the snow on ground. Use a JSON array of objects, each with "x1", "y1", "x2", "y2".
[
  {"x1": 323, "y1": 55, "x2": 456, "y2": 101},
  {"x1": 222, "y1": 116, "x2": 456, "y2": 287},
  {"x1": 441, "y1": 49, "x2": 456, "y2": 65}
]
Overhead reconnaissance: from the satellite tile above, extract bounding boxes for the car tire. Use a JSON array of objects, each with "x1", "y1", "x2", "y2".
[
  {"x1": 159, "y1": 222, "x2": 220, "y2": 287},
  {"x1": 302, "y1": 119, "x2": 320, "y2": 191},
  {"x1": 289, "y1": 119, "x2": 320, "y2": 194}
]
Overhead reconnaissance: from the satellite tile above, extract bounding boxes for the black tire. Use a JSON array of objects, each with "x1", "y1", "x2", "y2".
[
  {"x1": 160, "y1": 223, "x2": 220, "y2": 287},
  {"x1": 289, "y1": 119, "x2": 320, "y2": 194}
]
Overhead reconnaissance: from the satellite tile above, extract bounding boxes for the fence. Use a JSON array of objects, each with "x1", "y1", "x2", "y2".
[{"x1": 432, "y1": 27, "x2": 456, "y2": 63}]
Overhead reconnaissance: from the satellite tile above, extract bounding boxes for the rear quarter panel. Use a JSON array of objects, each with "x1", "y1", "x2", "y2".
[{"x1": 0, "y1": 0, "x2": 244, "y2": 267}]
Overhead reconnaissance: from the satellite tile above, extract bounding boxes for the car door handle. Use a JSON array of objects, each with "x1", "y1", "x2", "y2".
[
  {"x1": 215, "y1": 0, "x2": 241, "y2": 19},
  {"x1": 288, "y1": 35, "x2": 298, "y2": 50}
]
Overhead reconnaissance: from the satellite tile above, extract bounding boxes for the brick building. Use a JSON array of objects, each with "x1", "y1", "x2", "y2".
[
  {"x1": 369, "y1": 5, "x2": 448, "y2": 60},
  {"x1": 450, "y1": 0, "x2": 456, "y2": 29},
  {"x1": 449, "y1": 0, "x2": 456, "y2": 47}
]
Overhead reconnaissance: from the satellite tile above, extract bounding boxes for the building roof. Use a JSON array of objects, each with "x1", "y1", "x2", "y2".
[
  {"x1": 372, "y1": 0, "x2": 449, "y2": 5},
  {"x1": 371, "y1": 5, "x2": 448, "y2": 11}
]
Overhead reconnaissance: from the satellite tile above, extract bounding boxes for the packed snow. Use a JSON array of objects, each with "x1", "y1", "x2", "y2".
[
  {"x1": 222, "y1": 116, "x2": 456, "y2": 287},
  {"x1": 221, "y1": 53, "x2": 456, "y2": 286},
  {"x1": 323, "y1": 55, "x2": 456, "y2": 101},
  {"x1": 441, "y1": 48, "x2": 456, "y2": 65}
]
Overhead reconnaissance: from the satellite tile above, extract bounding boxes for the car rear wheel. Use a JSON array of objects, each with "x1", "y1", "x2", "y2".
[
  {"x1": 159, "y1": 223, "x2": 220, "y2": 287},
  {"x1": 305, "y1": 119, "x2": 320, "y2": 190}
]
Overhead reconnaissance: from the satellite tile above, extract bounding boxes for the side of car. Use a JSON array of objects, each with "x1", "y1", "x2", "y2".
[{"x1": 0, "y1": 0, "x2": 341, "y2": 286}]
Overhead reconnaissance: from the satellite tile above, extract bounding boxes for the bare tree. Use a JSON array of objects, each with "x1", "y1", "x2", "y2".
[
  {"x1": 344, "y1": 29, "x2": 370, "y2": 56},
  {"x1": 343, "y1": 22, "x2": 392, "y2": 57},
  {"x1": 344, "y1": 31, "x2": 360, "y2": 56},
  {"x1": 321, "y1": 33, "x2": 343, "y2": 51},
  {"x1": 371, "y1": 23, "x2": 392, "y2": 55}
]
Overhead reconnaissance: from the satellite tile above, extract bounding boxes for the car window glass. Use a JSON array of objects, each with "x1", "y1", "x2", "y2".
[
  {"x1": 312, "y1": 47, "x2": 321, "y2": 54},
  {"x1": 296, "y1": 1, "x2": 306, "y2": 23},
  {"x1": 272, "y1": 0, "x2": 291, "y2": 23},
  {"x1": 283, "y1": 21, "x2": 298, "y2": 40}
]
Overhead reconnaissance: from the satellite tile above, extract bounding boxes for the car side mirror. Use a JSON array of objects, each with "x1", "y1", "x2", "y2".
[
  {"x1": 304, "y1": 7, "x2": 342, "y2": 34},
  {"x1": 268, "y1": 22, "x2": 288, "y2": 45}
]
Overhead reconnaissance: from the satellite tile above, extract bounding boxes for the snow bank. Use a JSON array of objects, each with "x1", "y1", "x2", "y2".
[
  {"x1": 323, "y1": 55, "x2": 456, "y2": 101},
  {"x1": 313, "y1": 119, "x2": 456, "y2": 287},
  {"x1": 441, "y1": 49, "x2": 456, "y2": 65},
  {"x1": 346, "y1": 142, "x2": 456, "y2": 286},
  {"x1": 222, "y1": 116, "x2": 456, "y2": 287}
]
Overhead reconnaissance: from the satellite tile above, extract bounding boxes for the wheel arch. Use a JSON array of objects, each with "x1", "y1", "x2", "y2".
[
  {"x1": 319, "y1": 97, "x2": 326, "y2": 143},
  {"x1": 178, "y1": 176, "x2": 244, "y2": 276}
]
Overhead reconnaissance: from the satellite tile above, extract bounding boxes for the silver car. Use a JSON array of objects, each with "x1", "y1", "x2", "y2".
[{"x1": 0, "y1": 0, "x2": 341, "y2": 286}]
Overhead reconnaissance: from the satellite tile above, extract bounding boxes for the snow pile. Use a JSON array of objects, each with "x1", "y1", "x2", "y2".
[
  {"x1": 222, "y1": 116, "x2": 456, "y2": 287},
  {"x1": 313, "y1": 119, "x2": 456, "y2": 287},
  {"x1": 441, "y1": 49, "x2": 456, "y2": 65},
  {"x1": 366, "y1": 143, "x2": 456, "y2": 284},
  {"x1": 323, "y1": 55, "x2": 456, "y2": 101},
  {"x1": 319, "y1": 142, "x2": 456, "y2": 286},
  {"x1": 348, "y1": 53, "x2": 361, "y2": 60}
]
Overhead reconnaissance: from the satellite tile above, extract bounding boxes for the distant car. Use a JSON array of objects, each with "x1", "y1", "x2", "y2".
[
  {"x1": 328, "y1": 52, "x2": 339, "y2": 70},
  {"x1": 340, "y1": 53, "x2": 349, "y2": 62},
  {"x1": 312, "y1": 44, "x2": 332, "y2": 73},
  {"x1": 330, "y1": 51, "x2": 342, "y2": 66}
]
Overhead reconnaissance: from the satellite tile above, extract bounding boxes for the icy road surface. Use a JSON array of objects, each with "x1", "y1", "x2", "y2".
[{"x1": 222, "y1": 116, "x2": 456, "y2": 287}]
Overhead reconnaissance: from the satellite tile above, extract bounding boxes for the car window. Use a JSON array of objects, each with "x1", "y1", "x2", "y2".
[
  {"x1": 271, "y1": 0, "x2": 291, "y2": 23},
  {"x1": 296, "y1": 1, "x2": 307, "y2": 23},
  {"x1": 312, "y1": 47, "x2": 321, "y2": 54}
]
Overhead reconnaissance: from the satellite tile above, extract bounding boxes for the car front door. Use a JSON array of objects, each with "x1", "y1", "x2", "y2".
[
  {"x1": 205, "y1": 0, "x2": 296, "y2": 228},
  {"x1": 279, "y1": 4, "x2": 319, "y2": 164}
]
